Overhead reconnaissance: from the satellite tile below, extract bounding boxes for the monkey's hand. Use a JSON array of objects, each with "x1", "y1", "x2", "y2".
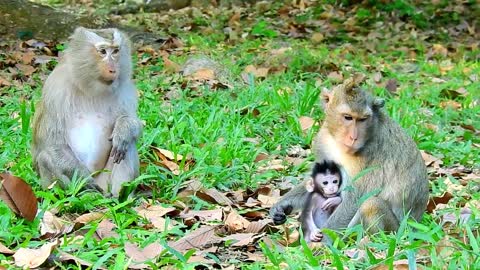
[
  {"x1": 270, "y1": 205, "x2": 293, "y2": 225},
  {"x1": 109, "y1": 131, "x2": 129, "y2": 163},
  {"x1": 306, "y1": 229, "x2": 323, "y2": 242},
  {"x1": 322, "y1": 197, "x2": 342, "y2": 210}
]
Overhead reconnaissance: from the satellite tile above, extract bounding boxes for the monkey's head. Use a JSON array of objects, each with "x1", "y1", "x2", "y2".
[
  {"x1": 321, "y1": 75, "x2": 385, "y2": 154},
  {"x1": 67, "y1": 27, "x2": 132, "y2": 90},
  {"x1": 306, "y1": 161, "x2": 342, "y2": 197}
]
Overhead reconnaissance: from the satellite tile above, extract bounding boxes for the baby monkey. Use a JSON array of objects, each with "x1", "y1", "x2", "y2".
[{"x1": 301, "y1": 161, "x2": 342, "y2": 242}]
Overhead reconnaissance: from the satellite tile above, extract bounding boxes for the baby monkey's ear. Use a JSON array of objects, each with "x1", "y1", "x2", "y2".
[{"x1": 305, "y1": 178, "x2": 315, "y2": 193}]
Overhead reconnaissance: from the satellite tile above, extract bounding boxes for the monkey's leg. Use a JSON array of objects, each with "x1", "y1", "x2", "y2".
[
  {"x1": 36, "y1": 147, "x2": 92, "y2": 189},
  {"x1": 356, "y1": 197, "x2": 400, "y2": 233},
  {"x1": 95, "y1": 144, "x2": 139, "y2": 197},
  {"x1": 270, "y1": 184, "x2": 310, "y2": 225}
]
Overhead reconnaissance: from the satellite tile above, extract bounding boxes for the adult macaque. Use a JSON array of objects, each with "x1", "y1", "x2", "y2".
[
  {"x1": 301, "y1": 161, "x2": 342, "y2": 243},
  {"x1": 32, "y1": 27, "x2": 142, "y2": 197},
  {"x1": 271, "y1": 75, "x2": 428, "y2": 236}
]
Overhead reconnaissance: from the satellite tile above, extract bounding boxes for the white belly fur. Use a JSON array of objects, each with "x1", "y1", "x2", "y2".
[{"x1": 68, "y1": 114, "x2": 113, "y2": 172}]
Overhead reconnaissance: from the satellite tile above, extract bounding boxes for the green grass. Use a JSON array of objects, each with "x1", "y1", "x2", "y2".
[{"x1": 1, "y1": 1, "x2": 480, "y2": 269}]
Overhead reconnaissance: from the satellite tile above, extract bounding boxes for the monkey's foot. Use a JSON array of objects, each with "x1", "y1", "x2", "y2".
[{"x1": 307, "y1": 230, "x2": 323, "y2": 242}]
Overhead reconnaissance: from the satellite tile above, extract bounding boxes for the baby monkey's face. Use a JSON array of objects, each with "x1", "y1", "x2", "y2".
[{"x1": 314, "y1": 172, "x2": 340, "y2": 197}]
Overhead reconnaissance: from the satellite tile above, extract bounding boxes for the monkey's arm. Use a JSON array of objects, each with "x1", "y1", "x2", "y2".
[
  {"x1": 270, "y1": 183, "x2": 309, "y2": 225},
  {"x1": 323, "y1": 192, "x2": 358, "y2": 229},
  {"x1": 110, "y1": 115, "x2": 142, "y2": 163},
  {"x1": 321, "y1": 196, "x2": 342, "y2": 210}
]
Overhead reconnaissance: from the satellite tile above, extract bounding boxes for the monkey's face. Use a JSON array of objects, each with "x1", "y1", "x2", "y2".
[
  {"x1": 94, "y1": 44, "x2": 121, "y2": 84},
  {"x1": 336, "y1": 106, "x2": 373, "y2": 153},
  {"x1": 314, "y1": 173, "x2": 340, "y2": 197}
]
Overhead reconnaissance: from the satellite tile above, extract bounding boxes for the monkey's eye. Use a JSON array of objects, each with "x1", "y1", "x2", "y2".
[
  {"x1": 358, "y1": 117, "x2": 368, "y2": 122},
  {"x1": 333, "y1": 180, "x2": 338, "y2": 184},
  {"x1": 112, "y1": 48, "x2": 119, "y2": 54},
  {"x1": 322, "y1": 181, "x2": 328, "y2": 185},
  {"x1": 99, "y1": 49, "x2": 107, "y2": 55},
  {"x1": 344, "y1": 115, "x2": 353, "y2": 121}
]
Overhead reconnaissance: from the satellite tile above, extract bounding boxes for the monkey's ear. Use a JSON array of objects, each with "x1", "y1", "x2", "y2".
[
  {"x1": 321, "y1": 88, "x2": 333, "y2": 108},
  {"x1": 306, "y1": 179, "x2": 314, "y2": 193},
  {"x1": 373, "y1": 98, "x2": 385, "y2": 109}
]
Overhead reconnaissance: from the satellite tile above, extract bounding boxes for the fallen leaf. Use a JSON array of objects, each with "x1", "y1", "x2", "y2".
[
  {"x1": 197, "y1": 188, "x2": 233, "y2": 206},
  {"x1": 125, "y1": 242, "x2": 163, "y2": 267},
  {"x1": 327, "y1": 71, "x2": 343, "y2": 82},
  {"x1": 136, "y1": 204, "x2": 178, "y2": 220},
  {"x1": 0, "y1": 76, "x2": 11, "y2": 87},
  {"x1": 15, "y1": 64, "x2": 36, "y2": 76},
  {"x1": 225, "y1": 211, "x2": 250, "y2": 232},
  {"x1": 254, "y1": 152, "x2": 269, "y2": 162},
  {"x1": 180, "y1": 209, "x2": 223, "y2": 223},
  {"x1": 13, "y1": 240, "x2": 58, "y2": 268},
  {"x1": 0, "y1": 173, "x2": 38, "y2": 221},
  {"x1": 0, "y1": 242, "x2": 14, "y2": 255},
  {"x1": 57, "y1": 250, "x2": 107, "y2": 270},
  {"x1": 74, "y1": 212, "x2": 104, "y2": 224},
  {"x1": 299, "y1": 116, "x2": 315, "y2": 132},
  {"x1": 311, "y1": 33, "x2": 324, "y2": 43},
  {"x1": 223, "y1": 233, "x2": 259, "y2": 247},
  {"x1": 439, "y1": 100, "x2": 462, "y2": 109},
  {"x1": 161, "y1": 54, "x2": 181, "y2": 73},
  {"x1": 427, "y1": 192, "x2": 453, "y2": 213},
  {"x1": 40, "y1": 210, "x2": 74, "y2": 238},
  {"x1": 243, "y1": 65, "x2": 269, "y2": 79},
  {"x1": 420, "y1": 150, "x2": 443, "y2": 168},
  {"x1": 245, "y1": 219, "x2": 271, "y2": 233},
  {"x1": 96, "y1": 219, "x2": 118, "y2": 239},
  {"x1": 257, "y1": 159, "x2": 287, "y2": 172},
  {"x1": 385, "y1": 78, "x2": 398, "y2": 94},
  {"x1": 191, "y1": 68, "x2": 216, "y2": 81},
  {"x1": 258, "y1": 193, "x2": 279, "y2": 207},
  {"x1": 170, "y1": 226, "x2": 222, "y2": 252}
]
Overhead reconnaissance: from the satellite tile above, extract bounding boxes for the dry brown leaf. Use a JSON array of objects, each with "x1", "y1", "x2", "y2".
[
  {"x1": 180, "y1": 209, "x2": 223, "y2": 223},
  {"x1": 254, "y1": 152, "x2": 269, "y2": 162},
  {"x1": 96, "y1": 219, "x2": 118, "y2": 239},
  {"x1": 427, "y1": 192, "x2": 453, "y2": 213},
  {"x1": 0, "y1": 242, "x2": 14, "y2": 255},
  {"x1": 136, "y1": 204, "x2": 177, "y2": 219},
  {"x1": 191, "y1": 68, "x2": 216, "y2": 81},
  {"x1": 440, "y1": 100, "x2": 462, "y2": 110},
  {"x1": 197, "y1": 188, "x2": 233, "y2": 206},
  {"x1": 57, "y1": 250, "x2": 107, "y2": 270},
  {"x1": 311, "y1": 33, "x2": 324, "y2": 43},
  {"x1": 223, "y1": 233, "x2": 259, "y2": 247},
  {"x1": 245, "y1": 219, "x2": 271, "y2": 233},
  {"x1": 385, "y1": 78, "x2": 399, "y2": 94},
  {"x1": 40, "y1": 210, "x2": 74, "y2": 237},
  {"x1": 420, "y1": 150, "x2": 443, "y2": 168},
  {"x1": 257, "y1": 159, "x2": 287, "y2": 173},
  {"x1": 74, "y1": 212, "x2": 104, "y2": 224},
  {"x1": 244, "y1": 197, "x2": 261, "y2": 207},
  {"x1": 243, "y1": 65, "x2": 269, "y2": 79},
  {"x1": 170, "y1": 226, "x2": 222, "y2": 252},
  {"x1": 225, "y1": 211, "x2": 250, "y2": 232},
  {"x1": 160, "y1": 53, "x2": 181, "y2": 73},
  {"x1": 13, "y1": 240, "x2": 58, "y2": 268},
  {"x1": 0, "y1": 173, "x2": 38, "y2": 221},
  {"x1": 15, "y1": 64, "x2": 36, "y2": 76},
  {"x1": 258, "y1": 193, "x2": 280, "y2": 208},
  {"x1": 187, "y1": 255, "x2": 216, "y2": 264},
  {"x1": 125, "y1": 242, "x2": 163, "y2": 267},
  {"x1": 327, "y1": 71, "x2": 343, "y2": 82},
  {"x1": 0, "y1": 76, "x2": 11, "y2": 87},
  {"x1": 150, "y1": 216, "x2": 176, "y2": 231},
  {"x1": 299, "y1": 116, "x2": 315, "y2": 132},
  {"x1": 155, "y1": 148, "x2": 184, "y2": 162}
]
